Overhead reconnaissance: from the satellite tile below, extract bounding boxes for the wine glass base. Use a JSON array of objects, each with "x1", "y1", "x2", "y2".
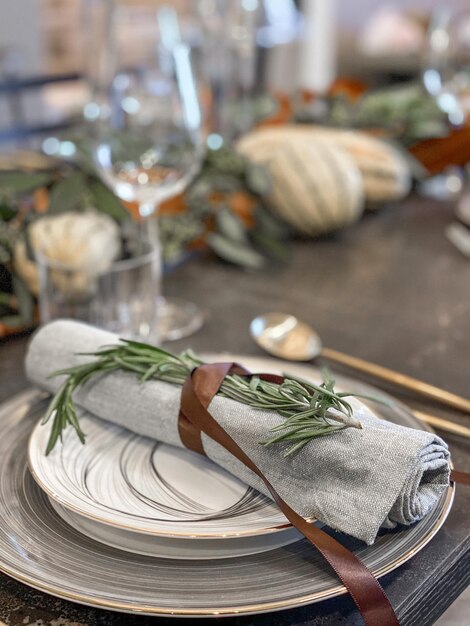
[{"x1": 157, "y1": 297, "x2": 204, "y2": 342}]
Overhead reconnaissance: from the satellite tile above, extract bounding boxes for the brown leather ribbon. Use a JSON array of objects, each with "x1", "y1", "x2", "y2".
[
  {"x1": 178, "y1": 362, "x2": 470, "y2": 626},
  {"x1": 179, "y1": 362, "x2": 401, "y2": 626},
  {"x1": 450, "y1": 469, "x2": 470, "y2": 486}
]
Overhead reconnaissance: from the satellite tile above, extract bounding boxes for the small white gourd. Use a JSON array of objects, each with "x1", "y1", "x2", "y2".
[
  {"x1": 14, "y1": 211, "x2": 121, "y2": 296},
  {"x1": 237, "y1": 132, "x2": 364, "y2": 236},
  {"x1": 238, "y1": 125, "x2": 412, "y2": 206}
]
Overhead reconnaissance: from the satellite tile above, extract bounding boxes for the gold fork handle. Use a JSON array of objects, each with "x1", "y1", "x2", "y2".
[
  {"x1": 320, "y1": 347, "x2": 470, "y2": 415},
  {"x1": 413, "y1": 411, "x2": 470, "y2": 438}
]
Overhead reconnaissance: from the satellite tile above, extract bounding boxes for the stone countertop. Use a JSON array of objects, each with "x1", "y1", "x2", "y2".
[{"x1": 0, "y1": 195, "x2": 469, "y2": 625}]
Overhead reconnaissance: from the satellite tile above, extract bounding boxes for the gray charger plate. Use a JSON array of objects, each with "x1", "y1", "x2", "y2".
[{"x1": 0, "y1": 355, "x2": 454, "y2": 618}]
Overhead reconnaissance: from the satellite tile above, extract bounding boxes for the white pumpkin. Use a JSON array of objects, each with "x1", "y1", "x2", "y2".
[
  {"x1": 14, "y1": 211, "x2": 121, "y2": 296},
  {"x1": 306, "y1": 127, "x2": 412, "y2": 205},
  {"x1": 237, "y1": 132, "x2": 364, "y2": 236},
  {"x1": 238, "y1": 125, "x2": 411, "y2": 205}
]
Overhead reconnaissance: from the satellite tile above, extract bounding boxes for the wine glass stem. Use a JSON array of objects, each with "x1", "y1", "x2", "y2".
[
  {"x1": 138, "y1": 200, "x2": 162, "y2": 292},
  {"x1": 137, "y1": 201, "x2": 204, "y2": 341},
  {"x1": 139, "y1": 201, "x2": 159, "y2": 245}
]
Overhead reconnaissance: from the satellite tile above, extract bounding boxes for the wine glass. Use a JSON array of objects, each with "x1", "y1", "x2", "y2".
[
  {"x1": 420, "y1": 8, "x2": 470, "y2": 200},
  {"x1": 423, "y1": 8, "x2": 470, "y2": 126},
  {"x1": 196, "y1": 0, "x2": 302, "y2": 143},
  {"x1": 92, "y1": 1, "x2": 205, "y2": 341},
  {"x1": 197, "y1": 0, "x2": 261, "y2": 143}
]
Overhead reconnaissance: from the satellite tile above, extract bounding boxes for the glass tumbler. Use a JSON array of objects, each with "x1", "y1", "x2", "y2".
[{"x1": 36, "y1": 241, "x2": 160, "y2": 343}]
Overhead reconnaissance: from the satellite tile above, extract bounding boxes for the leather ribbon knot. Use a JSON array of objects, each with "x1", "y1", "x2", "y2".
[{"x1": 178, "y1": 362, "x2": 469, "y2": 626}]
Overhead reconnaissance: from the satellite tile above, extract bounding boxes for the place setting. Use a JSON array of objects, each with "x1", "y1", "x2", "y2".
[
  {"x1": 0, "y1": 314, "x2": 460, "y2": 621},
  {"x1": 1, "y1": 2, "x2": 470, "y2": 625}
]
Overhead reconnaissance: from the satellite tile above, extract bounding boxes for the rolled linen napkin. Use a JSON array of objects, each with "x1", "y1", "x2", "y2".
[{"x1": 26, "y1": 320, "x2": 450, "y2": 545}]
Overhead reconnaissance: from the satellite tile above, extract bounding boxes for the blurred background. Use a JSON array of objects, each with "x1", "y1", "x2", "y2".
[
  {"x1": 0, "y1": 0, "x2": 469, "y2": 144},
  {"x1": 0, "y1": 4, "x2": 469, "y2": 621},
  {"x1": 1, "y1": 0, "x2": 470, "y2": 338}
]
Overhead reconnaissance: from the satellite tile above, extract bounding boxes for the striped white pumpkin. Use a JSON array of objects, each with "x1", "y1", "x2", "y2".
[
  {"x1": 237, "y1": 133, "x2": 364, "y2": 236},
  {"x1": 238, "y1": 125, "x2": 411, "y2": 205}
]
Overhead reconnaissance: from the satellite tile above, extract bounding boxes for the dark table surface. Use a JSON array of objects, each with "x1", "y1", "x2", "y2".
[{"x1": 0, "y1": 195, "x2": 469, "y2": 626}]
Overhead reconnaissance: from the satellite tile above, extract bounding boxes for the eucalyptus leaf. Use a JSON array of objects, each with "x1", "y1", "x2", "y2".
[
  {"x1": 23, "y1": 221, "x2": 37, "y2": 262},
  {"x1": 307, "y1": 82, "x2": 449, "y2": 145},
  {"x1": 207, "y1": 232, "x2": 265, "y2": 269},
  {"x1": 407, "y1": 119, "x2": 449, "y2": 142},
  {"x1": 216, "y1": 206, "x2": 249, "y2": 244},
  {"x1": 12, "y1": 274, "x2": 34, "y2": 324},
  {"x1": 47, "y1": 172, "x2": 87, "y2": 214},
  {"x1": 250, "y1": 229, "x2": 289, "y2": 262},
  {"x1": 0, "y1": 314, "x2": 23, "y2": 327},
  {"x1": 254, "y1": 205, "x2": 290, "y2": 239},
  {"x1": 89, "y1": 180, "x2": 129, "y2": 222},
  {"x1": 245, "y1": 164, "x2": 271, "y2": 196},
  {"x1": 0, "y1": 172, "x2": 54, "y2": 194}
]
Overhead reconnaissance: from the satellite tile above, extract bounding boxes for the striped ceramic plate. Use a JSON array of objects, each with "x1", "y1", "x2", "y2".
[{"x1": 28, "y1": 410, "x2": 289, "y2": 538}]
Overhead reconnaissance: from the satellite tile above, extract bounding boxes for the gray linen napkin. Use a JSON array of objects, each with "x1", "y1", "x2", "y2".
[{"x1": 25, "y1": 320, "x2": 450, "y2": 545}]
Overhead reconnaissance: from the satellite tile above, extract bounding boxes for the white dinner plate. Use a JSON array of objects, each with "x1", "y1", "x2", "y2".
[
  {"x1": 49, "y1": 497, "x2": 302, "y2": 559},
  {"x1": 0, "y1": 385, "x2": 453, "y2": 617},
  {"x1": 29, "y1": 412, "x2": 290, "y2": 538}
]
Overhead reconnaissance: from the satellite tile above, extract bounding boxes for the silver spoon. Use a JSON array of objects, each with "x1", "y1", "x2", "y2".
[{"x1": 250, "y1": 312, "x2": 470, "y2": 416}]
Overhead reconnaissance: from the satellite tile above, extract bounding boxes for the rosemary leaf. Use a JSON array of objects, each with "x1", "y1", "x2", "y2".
[{"x1": 42, "y1": 341, "x2": 367, "y2": 456}]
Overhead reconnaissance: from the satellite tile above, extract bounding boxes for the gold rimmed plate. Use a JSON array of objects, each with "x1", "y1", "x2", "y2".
[
  {"x1": 0, "y1": 389, "x2": 454, "y2": 617},
  {"x1": 28, "y1": 407, "x2": 291, "y2": 540},
  {"x1": 0, "y1": 351, "x2": 454, "y2": 617}
]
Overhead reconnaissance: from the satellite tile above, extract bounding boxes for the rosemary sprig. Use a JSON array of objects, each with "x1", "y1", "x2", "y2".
[{"x1": 42, "y1": 340, "x2": 364, "y2": 456}]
